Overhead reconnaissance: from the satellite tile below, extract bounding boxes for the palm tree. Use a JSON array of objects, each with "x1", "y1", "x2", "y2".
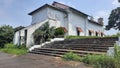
[{"x1": 33, "y1": 22, "x2": 55, "y2": 44}]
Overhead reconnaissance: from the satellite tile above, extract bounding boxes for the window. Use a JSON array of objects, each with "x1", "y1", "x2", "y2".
[
  {"x1": 101, "y1": 32, "x2": 104, "y2": 37},
  {"x1": 89, "y1": 31, "x2": 92, "y2": 36},
  {"x1": 88, "y1": 30, "x2": 94, "y2": 36},
  {"x1": 95, "y1": 31, "x2": 98, "y2": 36},
  {"x1": 76, "y1": 27, "x2": 83, "y2": 36}
]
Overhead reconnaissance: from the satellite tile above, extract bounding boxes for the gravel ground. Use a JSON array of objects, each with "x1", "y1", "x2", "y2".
[{"x1": 0, "y1": 52, "x2": 92, "y2": 68}]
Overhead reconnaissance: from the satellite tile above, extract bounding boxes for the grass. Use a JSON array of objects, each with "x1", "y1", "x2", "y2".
[
  {"x1": 83, "y1": 55, "x2": 115, "y2": 68},
  {"x1": 66, "y1": 35, "x2": 119, "y2": 40},
  {"x1": 62, "y1": 52, "x2": 83, "y2": 61},
  {"x1": 62, "y1": 44, "x2": 120, "y2": 68},
  {"x1": 66, "y1": 36, "x2": 99, "y2": 39},
  {"x1": 0, "y1": 43, "x2": 27, "y2": 56}
]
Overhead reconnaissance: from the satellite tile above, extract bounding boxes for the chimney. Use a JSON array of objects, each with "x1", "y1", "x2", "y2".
[{"x1": 98, "y1": 17, "x2": 103, "y2": 25}]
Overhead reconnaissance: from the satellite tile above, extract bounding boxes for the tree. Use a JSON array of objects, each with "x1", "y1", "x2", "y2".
[
  {"x1": 0, "y1": 25, "x2": 14, "y2": 48},
  {"x1": 106, "y1": 7, "x2": 120, "y2": 30},
  {"x1": 33, "y1": 22, "x2": 55, "y2": 44}
]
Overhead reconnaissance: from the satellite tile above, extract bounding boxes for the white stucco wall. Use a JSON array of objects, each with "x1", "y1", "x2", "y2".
[
  {"x1": 47, "y1": 8, "x2": 68, "y2": 30},
  {"x1": 14, "y1": 5, "x2": 104, "y2": 47},
  {"x1": 31, "y1": 7, "x2": 48, "y2": 24},
  {"x1": 86, "y1": 21, "x2": 104, "y2": 36},
  {"x1": 14, "y1": 19, "x2": 49, "y2": 47},
  {"x1": 13, "y1": 31, "x2": 19, "y2": 45},
  {"x1": 68, "y1": 11, "x2": 87, "y2": 36}
]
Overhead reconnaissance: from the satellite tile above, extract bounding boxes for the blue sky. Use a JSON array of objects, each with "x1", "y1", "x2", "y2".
[{"x1": 0, "y1": 0, "x2": 120, "y2": 35}]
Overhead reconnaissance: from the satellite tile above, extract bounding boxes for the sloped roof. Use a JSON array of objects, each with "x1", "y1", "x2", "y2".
[
  {"x1": 28, "y1": 4, "x2": 67, "y2": 15},
  {"x1": 88, "y1": 20, "x2": 103, "y2": 26},
  {"x1": 28, "y1": 2, "x2": 88, "y2": 16}
]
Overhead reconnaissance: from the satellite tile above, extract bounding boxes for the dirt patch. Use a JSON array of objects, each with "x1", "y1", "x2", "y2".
[{"x1": 0, "y1": 53, "x2": 92, "y2": 68}]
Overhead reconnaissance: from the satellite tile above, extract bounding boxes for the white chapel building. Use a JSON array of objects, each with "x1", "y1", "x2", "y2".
[{"x1": 14, "y1": 2, "x2": 104, "y2": 47}]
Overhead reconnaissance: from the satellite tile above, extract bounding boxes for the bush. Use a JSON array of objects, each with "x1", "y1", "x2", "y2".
[
  {"x1": 0, "y1": 25, "x2": 14, "y2": 48},
  {"x1": 62, "y1": 52, "x2": 82, "y2": 61},
  {"x1": 54, "y1": 27, "x2": 65, "y2": 37},
  {"x1": 83, "y1": 55, "x2": 115, "y2": 68},
  {"x1": 114, "y1": 45, "x2": 120, "y2": 68},
  {"x1": 82, "y1": 55, "x2": 101, "y2": 65},
  {"x1": 94, "y1": 55, "x2": 115, "y2": 68}
]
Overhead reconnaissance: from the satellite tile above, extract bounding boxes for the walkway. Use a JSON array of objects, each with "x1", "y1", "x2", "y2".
[{"x1": 0, "y1": 52, "x2": 91, "y2": 68}]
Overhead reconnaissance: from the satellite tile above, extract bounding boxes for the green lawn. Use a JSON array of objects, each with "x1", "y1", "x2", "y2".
[{"x1": 0, "y1": 43, "x2": 27, "y2": 56}]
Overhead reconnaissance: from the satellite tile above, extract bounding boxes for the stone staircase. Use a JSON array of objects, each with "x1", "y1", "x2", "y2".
[{"x1": 29, "y1": 37, "x2": 118, "y2": 57}]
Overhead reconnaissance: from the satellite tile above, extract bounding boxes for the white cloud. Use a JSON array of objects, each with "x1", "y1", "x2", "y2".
[{"x1": 112, "y1": 0, "x2": 120, "y2": 7}]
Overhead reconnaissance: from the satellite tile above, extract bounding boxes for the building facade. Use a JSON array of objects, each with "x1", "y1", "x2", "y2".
[{"x1": 14, "y1": 2, "x2": 104, "y2": 47}]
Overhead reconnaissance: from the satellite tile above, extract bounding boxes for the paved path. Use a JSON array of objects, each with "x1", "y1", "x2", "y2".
[{"x1": 0, "y1": 52, "x2": 92, "y2": 68}]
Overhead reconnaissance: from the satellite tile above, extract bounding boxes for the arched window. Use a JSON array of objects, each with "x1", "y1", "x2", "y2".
[
  {"x1": 88, "y1": 30, "x2": 94, "y2": 36},
  {"x1": 76, "y1": 27, "x2": 83, "y2": 36},
  {"x1": 95, "y1": 31, "x2": 98, "y2": 36}
]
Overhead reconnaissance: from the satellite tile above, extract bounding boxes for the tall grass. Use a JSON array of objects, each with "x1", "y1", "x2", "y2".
[
  {"x1": 62, "y1": 44, "x2": 120, "y2": 68},
  {"x1": 0, "y1": 43, "x2": 27, "y2": 56},
  {"x1": 62, "y1": 52, "x2": 82, "y2": 61},
  {"x1": 83, "y1": 55, "x2": 115, "y2": 68}
]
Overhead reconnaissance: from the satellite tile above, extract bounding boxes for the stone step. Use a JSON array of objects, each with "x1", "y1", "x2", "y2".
[
  {"x1": 30, "y1": 48, "x2": 106, "y2": 57},
  {"x1": 30, "y1": 51, "x2": 63, "y2": 57},
  {"x1": 72, "y1": 48, "x2": 107, "y2": 52}
]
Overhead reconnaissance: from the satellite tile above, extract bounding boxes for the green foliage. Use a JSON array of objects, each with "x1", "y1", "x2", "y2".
[
  {"x1": 33, "y1": 22, "x2": 55, "y2": 44},
  {"x1": 83, "y1": 55, "x2": 115, "y2": 68},
  {"x1": 0, "y1": 25, "x2": 14, "y2": 48},
  {"x1": 0, "y1": 43, "x2": 27, "y2": 56},
  {"x1": 82, "y1": 55, "x2": 102, "y2": 65},
  {"x1": 66, "y1": 35, "x2": 119, "y2": 40},
  {"x1": 111, "y1": 32, "x2": 120, "y2": 37},
  {"x1": 106, "y1": 7, "x2": 120, "y2": 30},
  {"x1": 66, "y1": 36, "x2": 99, "y2": 39},
  {"x1": 114, "y1": 44, "x2": 120, "y2": 58},
  {"x1": 54, "y1": 27, "x2": 65, "y2": 37},
  {"x1": 82, "y1": 44, "x2": 120, "y2": 68},
  {"x1": 114, "y1": 45, "x2": 120, "y2": 68},
  {"x1": 94, "y1": 56, "x2": 115, "y2": 68},
  {"x1": 33, "y1": 29, "x2": 43, "y2": 44},
  {"x1": 62, "y1": 52, "x2": 82, "y2": 61}
]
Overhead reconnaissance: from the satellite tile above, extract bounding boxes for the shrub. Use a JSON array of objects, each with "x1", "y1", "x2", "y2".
[
  {"x1": 54, "y1": 27, "x2": 65, "y2": 37},
  {"x1": 62, "y1": 52, "x2": 82, "y2": 61},
  {"x1": 82, "y1": 55, "x2": 101, "y2": 65},
  {"x1": 83, "y1": 55, "x2": 115, "y2": 68},
  {"x1": 114, "y1": 45, "x2": 120, "y2": 68},
  {"x1": 0, "y1": 25, "x2": 14, "y2": 48},
  {"x1": 94, "y1": 55, "x2": 115, "y2": 68}
]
